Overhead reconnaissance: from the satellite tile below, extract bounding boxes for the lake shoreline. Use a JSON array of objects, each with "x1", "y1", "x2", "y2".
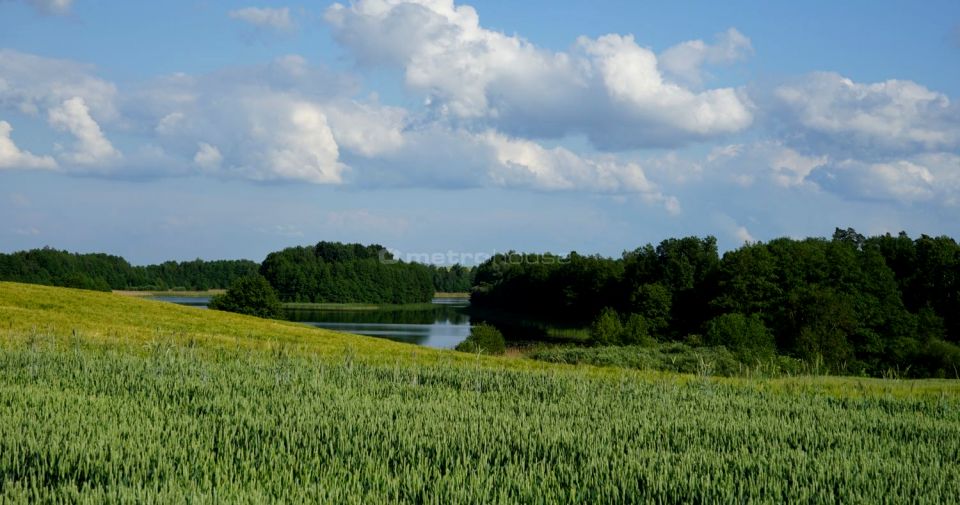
[
  {"x1": 114, "y1": 289, "x2": 225, "y2": 298},
  {"x1": 145, "y1": 293, "x2": 472, "y2": 349}
]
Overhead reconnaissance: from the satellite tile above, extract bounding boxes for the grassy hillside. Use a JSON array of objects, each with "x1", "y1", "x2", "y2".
[
  {"x1": 2, "y1": 282, "x2": 449, "y2": 361},
  {"x1": 1, "y1": 282, "x2": 959, "y2": 502}
]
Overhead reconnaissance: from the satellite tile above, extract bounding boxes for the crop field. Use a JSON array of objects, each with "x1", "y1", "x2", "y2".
[{"x1": 1, "y1": 282, "x2": 959, "y2": 502}]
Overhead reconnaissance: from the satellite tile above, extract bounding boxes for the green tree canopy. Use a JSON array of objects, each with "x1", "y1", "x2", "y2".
[
  {"x1": 209, "y1": 275, "x2": 284, "y2": 319},
  {"x1": 455, "y1": 323, "x2": 506, "y2": 355}
]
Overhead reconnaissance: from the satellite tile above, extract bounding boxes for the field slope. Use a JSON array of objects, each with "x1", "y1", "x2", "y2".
[{"x1": 1, "y1": 282, "x2": 958, "y2": 502}]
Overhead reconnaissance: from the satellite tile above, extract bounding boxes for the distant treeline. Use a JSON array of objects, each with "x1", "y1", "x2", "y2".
[
  {"x1": 0, "y1": 244, "x2": 474, "y2": 299},
  {"x1": 472, "y1": 229, "x2": 960, "y2": 378},
  {"x1": 0, "y1": 248, "x2": 259, "y2": 291},
  {"x1": 430, "y1": 264, "x2": 474, "y2": 293}
]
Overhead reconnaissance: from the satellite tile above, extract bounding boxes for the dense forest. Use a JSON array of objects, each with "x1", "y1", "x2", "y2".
[
  {"x1": 259, "y1": 242, "x2": 435, "y2": 304},
  {"x1": 472, "y1": 229, "x2": 960, "y2": 377},
  {"x1": 0, "y1": 245, "x2": 473, "y2": 297},
  {"x1": 429, "y1": 264, "x2": 474, "y2": 293},
  {"x1": 0, "y1": 248, "x2": 259, "y2": 291}
]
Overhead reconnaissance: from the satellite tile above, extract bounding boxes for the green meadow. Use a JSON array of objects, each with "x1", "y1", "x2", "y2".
[{"x1": 1, "y1": 282, "x2": 958, "y2": 502}]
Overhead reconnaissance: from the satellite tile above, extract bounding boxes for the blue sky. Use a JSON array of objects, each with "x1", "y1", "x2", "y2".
[{"x1": 1, "y1": 0, "x2": 959, "y2": 264}]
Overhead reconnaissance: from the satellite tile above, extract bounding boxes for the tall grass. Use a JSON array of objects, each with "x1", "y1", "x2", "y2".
[
  {"x1": 527, "y1": 343, "x2": 816, "y2": 378},
  {"x1": 1, "y1": 335, "x2": 959, "y2": 502}
]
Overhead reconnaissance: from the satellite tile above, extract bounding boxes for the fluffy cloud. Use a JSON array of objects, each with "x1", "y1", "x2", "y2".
[
  {"x1": 482, "y1": 131, "x2": 661, "y2": 196},
  {"x1": 0, "y1": 49, "x2": 118, "y2": 120},
  {"x1": 809, "y1": 154, "x2": 960, "y2": 205},
  {"x1": 193, "y1": 142, "x2": 222, "y2": 169},
  {"x1": 47, "y1": 97, "x2": 121, "y2": 166},
  {"x1": 228, "y1": 7, "x2": 296, "y2": 32},
  {"x1": 325, "y1": 0, "x2": 753, "y2": 149},
  {"x1": 772, "y1": 72, "x2": 960, "y2": 157},
  {"x1": 757, "y1": 72, "x2": 960, "y2": 206},
  {"x1": 136, "y1": 55, "x2": 669, "y2": 197},
  {"x1": 0, "y1": 47, "x2": 673, "y2": 205},
  {"x1": 144, "y1": 91, "x2": 346, "y2": 183},
  {"x1": 135, "y1": 61, "x2": 353, "y2": 184},
  {"x1": 0, "y1": 50, "x2": 121, "y2": 172},
  {"x1": 244, "y1": 98, "x2": 344, "y2": 184},
  {"x1": 340, "y1": 123, "x2": 676, "y2": 209},
  {"x1": 692, "y1": 139, "x2": 960, "y2": 208},
  {"x1": 0, "y1": 120, "x2": 57, "y2": 169},
  {"x1": 324, "y1": 101, "x2": 407, "y2": 157},
  {"x1": 734, "y1": 225, "x2": 755, "y2": 244},
  {"x1": 705, "y1": 142, "x2": 827, "y2": 188},
  {"x1": 579, "y1": 35, "x2": 752, "y2": 142},
  {"x1": 659, "y1": 28, "x2": 753, "y2": 87}
]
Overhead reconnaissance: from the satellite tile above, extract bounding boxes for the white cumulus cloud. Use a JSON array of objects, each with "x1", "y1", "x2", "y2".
[
  {"x1": 193, "y1": 142, "x2": 222, "y2": 169},
  {"x1": 0, "y1": 120, "x2": 57, "y2": 170},
  {"x1": 709, "y1": 142, "x2": 829, "y2": 188},
  {"x1": 579, "y1": 34, "x2": 752, "y2": 137},
  {"x1": 0, "y1": 49, "x2": 118, "y2": 120},
  {"x1": 773, "y1": 72, "x2": 960, "y2": 157},
  {"x1": 324, "y1": 101, "x2": 407, "y2": 157},
  {"x1": 130, "y1": 53, "x2": 678, "y2": 203},
  {"x1": 249, "y1": 99, "x2": 345, "y2": 184},
  {"x1": 134, "y1": 61, "x2": 350, "y2": 184},
  {"x1": 325, "y1": 0, "x2": 753, "y2": 149},
  {"x1": 808, "y1": 156, "x2": 958, "y2": 205},
  {"x1": 659, "y1": 28, "x2": 753, "y2": 87},
  {"x1": 47, "y1": 97, "x2": 121, "y2": 166},
  {"x1": 697, "y1": 139, "x2": 960, "y2": 207},
  {"x1": 735, "y1": 225, "x2": 755, "y2": 244},
  {"x1": 340, "y1": 122, "x2": 678, "y2": 209},
  {"x1": 482, "y1": 131, "x2": 657, "y2": 195},
  {"x1": 228, "y1": 7, "x2": 296, "y2": 32}
]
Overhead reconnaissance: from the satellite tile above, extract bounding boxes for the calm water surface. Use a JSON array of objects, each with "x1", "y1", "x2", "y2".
[{"x1": 149, "y1": 296, "x2": 471, "y2": 349}]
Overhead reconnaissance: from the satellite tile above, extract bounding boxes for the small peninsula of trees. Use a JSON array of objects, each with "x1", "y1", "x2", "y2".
[
  {"x1": 259, "y1": 242, "x2": 435, "y2": 304},
  {"x1": 471, "y1": 229, "x2": 960, "y2": 378}
]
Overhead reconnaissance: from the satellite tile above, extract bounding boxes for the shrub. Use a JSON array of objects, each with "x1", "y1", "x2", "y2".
[
  {"x1": 912, "y1": 339, "x2": 960, "y2": 378},
  {"x1": 455, "y1": 323, "x2": 506, "y2": 355},
  {"x1": 703, "y1": 313, "x2": 775, "y2": 363},
  {"x1": 630, "y1": 283, "x2": 671, "y2": 334},
  {"x1": 528, "y1": 343, "x2": 741, "y2": 376},
  {"x1": 621, "y1": 313, "x2": 657, "y2": 346},
  {"x1": 209, "y1": 275, "x2": 284, "y2": 319},
  {"x1": 589, "y1": 307, "x2": 623, "y2": 346}
]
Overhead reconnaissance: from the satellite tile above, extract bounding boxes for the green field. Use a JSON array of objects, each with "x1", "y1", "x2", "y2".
[{"x1": 1, "y1": 282, "x2": 959, "y2": 502}]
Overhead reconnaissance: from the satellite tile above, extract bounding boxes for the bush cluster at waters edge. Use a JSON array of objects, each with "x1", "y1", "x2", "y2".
[
  {"x1": 208, "y1": 275, "x2": 284, "y2": 319},
  {"x1": 454, "y1": 323, "x2": 506, "y2": 355}
]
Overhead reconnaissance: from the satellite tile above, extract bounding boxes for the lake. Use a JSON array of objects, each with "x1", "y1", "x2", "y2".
[{"x1": 148, "y1": 295, "x2": 472, "y2": 349}]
